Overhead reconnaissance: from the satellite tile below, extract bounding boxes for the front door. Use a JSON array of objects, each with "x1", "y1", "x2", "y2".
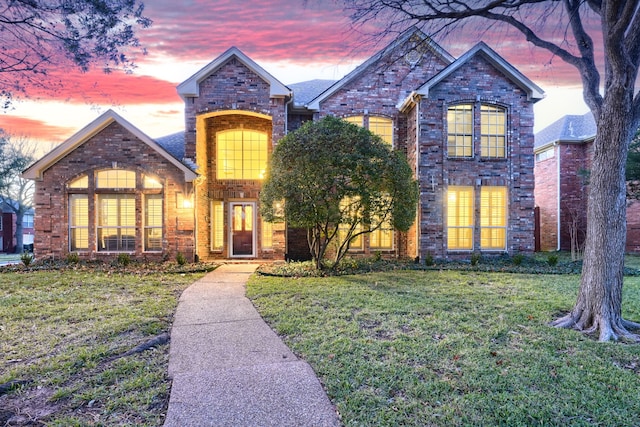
[{"x1": 230, "y1": 202, "x2": 255, "y2": 257}]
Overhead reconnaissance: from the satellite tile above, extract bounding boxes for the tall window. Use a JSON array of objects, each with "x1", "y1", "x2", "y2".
[
  {"x1": 480, "y1": 187, "x2": 507, "y2": 250},
  {"x1": 447, "y1": 186, "x2": 474, "y2": 250},
  {"x1": 262, "y1": 218, "x2": 273, "y2": 249},
  {"x1": 69, "y1": 195, "x2": 88, "y2": 251},
  {"x1": 481, "y1": 105, "x2": 506, "y2": 158},
  {"x1": 339, "y1": 197, "x2": 363, "y2": 249},
  {"x1": 447, "y1": 105, "x2": 473, "y2": 157},
  {"x1": 144, "y1": 195, "x2": 163, "y2": 252},
  {"x1": 370, "y1": 215, "x2": 393, "y2": 249},
  {"x1": 216, "y1": 130, "x2": 268, "y2": 180},
  {"x1": 211, "y1": 201, "x2": 224, "y2": 251},
  {"x1": 97, "y1": 195, "x2": 135, "y2": 251}
]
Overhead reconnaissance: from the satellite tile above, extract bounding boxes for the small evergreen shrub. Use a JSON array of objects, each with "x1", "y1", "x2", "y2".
[
  {"x1": 176, "y1": 252, "x2": 187, "y2": 266},
  {"x1": 117, "y1": 253, "x2": 131, "y2": 267},
  {"x1": 547, "y1": 254, "x2": 559, "y2": 267},
  {"x1": 66, "y1": 252, "x2": 80, "y2": 264},
  {"x1": 471, "y1": 252, "x2": 481, "y2": 266},
  {"x1": 424, "y1": 252, "x2": 434, "y2": 266},
  {"x1": 512, "y1": 253, "x2": 525, "y2": 266},
  {"x1": 21, "y1": 251, "x2": 34, "y2": 267}
]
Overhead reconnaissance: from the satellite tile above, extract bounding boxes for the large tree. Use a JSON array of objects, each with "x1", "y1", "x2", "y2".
[
  {"x1": 0, "y1": 0, "x2": 152, "y2": 107},
  {"x1": 260, "y1": 116, "x2": 418, "y2": 270},
  {"x1": 342, "y1": 0, "x2": 640, "y2": 341}
]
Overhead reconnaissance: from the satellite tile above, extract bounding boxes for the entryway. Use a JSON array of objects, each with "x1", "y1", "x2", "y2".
[{"x1": 230, "y1": 202, "x2": 255, "y2": 257}]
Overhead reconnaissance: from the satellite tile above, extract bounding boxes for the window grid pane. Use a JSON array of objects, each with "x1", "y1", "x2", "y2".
[
  {"x1": 480, "y1": 105, "x2": 506, "y2": 158},
  {"x1": 370, "y1": 213, "x2": 393, "y2": 249},
  {"x1": 480, "y1": 186, "x2": 507, "y2": 250},
  {"x1": 262, "y1": 218, "x2": 273, "y2": 249},
  {"x1": 69, "y1": 195, "x2": 89, "y2": 251},
  {"x1": 369, "y1": 116, "x2": 393, "y2": 145},
  {"x1": 217, "y1": 130, "x2": 268, "y2": 180},
  {"x1": 97, "y1": 194, "x2": 136, "y2": 251},
  {"x1": 144, "y1": 195, "x2": 163, "y2": 252},
  {"x1": 211, "y1": 201, "x2": 224, "y2": 251},
  {"x1": 447, "y1": 186, "x2": 474, "y2": 250},
  {"x1": 340, "y1": 197, "x2": 363, "y2": 249},
  {"x1": 96, "y1": 170, "x2": 135, "y2": 188},
  {"x1": 447, "y1": 105, "x2": 473, "y2": 157}
]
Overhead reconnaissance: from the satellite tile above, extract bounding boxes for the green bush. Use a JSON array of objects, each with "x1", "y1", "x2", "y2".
[
  {"x1": 21, "y1": 251, "x2": 34, "y2": 267},
  {"x1": 547, "y1": 254, "x2": 559, "y2": 267},
  {"x1": 66, "y1": 252, "x2": 80, "y2": 264},
  {"x1": 471, "y1": 252, "x2": 481, "y2": 266},
  {"x1": 424, "y1": 252, "x2": 434, "y2": 266},
  {"x1": 512, "y1": 253, "x2": 525, "y2": 266},
  {"x1": 117, "y1": 253, "x2": 131, "y2": 266},
  {"x1": 176, "y1": 252, "x2": 187, "y2": 266}
]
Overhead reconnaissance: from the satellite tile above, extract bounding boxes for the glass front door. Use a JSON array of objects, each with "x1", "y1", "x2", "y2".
[{"x1": 230, "y1": 202, "x2": 255, "y2": 257}]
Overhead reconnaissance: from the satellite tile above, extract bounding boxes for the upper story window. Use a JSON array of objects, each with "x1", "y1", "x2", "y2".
[
  {"x1": 447, "y1": 103, "x2": 507, "y2": 159},
  {"x1": 480, "y1": 105, "x2": 506, "y2": 158},
  {"x1": 216, "y1": 129, "x2": 268, "y2": 180},
  {"x1": 345, "y1": 115, "x2": 393, "y2": 146},
  {"x1": 447, "y1": 105, "x2": 473, "y2": 157},
  {"x1": 22, "y1": 214, "x2": 34, "y2": 229}
]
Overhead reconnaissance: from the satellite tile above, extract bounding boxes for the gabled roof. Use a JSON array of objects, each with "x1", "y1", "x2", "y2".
[
  {"x1": 177, "y1": 46, "x2": 290, "y2": 99},
  {"x1": 416, "y1": 42, "x2": 545, "y2": 101},
  {"x1": 534, "y1": 112, "x2": 596, "y2": 151},
  {"x1": 22, "y1": 110, "x2": 198, "y2": 182},
  {"x1": 306, "y1": 27, "x2": 455, "y2": 110}
]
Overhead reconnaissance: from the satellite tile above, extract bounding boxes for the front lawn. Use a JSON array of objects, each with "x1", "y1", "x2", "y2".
[
  {"x1": 247, "y1": 270, "x2": 640, "y2": 426},
  {"x1": 0, "y1": 267, "x2": 205, "y2": 426}
]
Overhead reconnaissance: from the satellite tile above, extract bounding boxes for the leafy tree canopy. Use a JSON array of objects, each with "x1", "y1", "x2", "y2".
[
  {"x1": 0, "y1": 0, "x2": 152, "y2": 107},
  {"x1": 260, "y1": 115, "x2": 418, "y2": 269}
]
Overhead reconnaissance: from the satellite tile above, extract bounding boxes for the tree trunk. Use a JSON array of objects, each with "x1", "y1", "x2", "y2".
[
  {"x1": 552, "y1": 94, "x2": 640, "y2": 341},
  {"x1": 14, "y1": 209, "x2": 24, "y2": 254}
]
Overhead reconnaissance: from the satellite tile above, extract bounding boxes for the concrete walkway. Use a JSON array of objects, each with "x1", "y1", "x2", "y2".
[{"x1": 164, "y1": 263, "x2": 341, "y2": 427}]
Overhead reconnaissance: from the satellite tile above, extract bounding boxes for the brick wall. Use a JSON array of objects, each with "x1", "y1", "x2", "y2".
[
  {"x1": 419, "y1": 54, "x2": 537, "y2": 259},
  {"x1": 33, "y1": 121, "x2": 192, "y2": 261},
  {"x1": 534, "y1": 147, "x2": 559, "y2": 251}
]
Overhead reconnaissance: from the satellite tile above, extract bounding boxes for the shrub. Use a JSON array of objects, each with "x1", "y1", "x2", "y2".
[
  {"x1": 424, "y1": 252, "x2": 434, "y2": 266},
  {"x1": 512, "y1": 253, "x2": 525, "y2": 266},
  {"x1": 471, "y1": 252, "x2": 481, "y2": 266},
  {"x1": 66, "y1": 252, "x2": 80, "y2": 264},
  {"x1": 21, "y1": 251, "x2": 34, "y2": 267},
  {"x1": 176, "y1": 252, "x2": 187, "y2": 266},
  {"x1": 547, "y1": 254, "x2": 559, "y2": 267},
  {"x1": 117, "y1": 253, "x2": 131, "y2": 267}
]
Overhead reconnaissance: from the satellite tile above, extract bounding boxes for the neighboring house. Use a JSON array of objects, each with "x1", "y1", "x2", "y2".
[
  {"x1": 23, "y1": 28, "x2": 543, "y2": 262},
  {"x1": 534, "y1": 112, "x2": 640, "y2": 253},
  {"x1": 0, "y1": 201, "x2": 34, "y2": 253}
]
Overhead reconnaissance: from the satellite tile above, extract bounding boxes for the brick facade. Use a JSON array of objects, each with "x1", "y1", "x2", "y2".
[{"x1": 25, "y1": 29, "x2": 543, "y2": 263}]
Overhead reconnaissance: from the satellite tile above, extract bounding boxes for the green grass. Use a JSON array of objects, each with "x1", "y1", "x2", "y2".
[
  {"x1": 0, "y1": 268, "x2": 205, "y2": 426},
  {"x1": 247, "y1": 270, "x2": 640, "y2": 426}
]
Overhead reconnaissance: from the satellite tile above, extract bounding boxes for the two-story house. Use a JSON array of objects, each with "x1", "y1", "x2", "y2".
[{"x1": 23, "y1": 28, "x2": 543, "y2": 262}]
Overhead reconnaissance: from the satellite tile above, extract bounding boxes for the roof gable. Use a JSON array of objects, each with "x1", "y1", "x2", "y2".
[
  {"x1": 307, "y1": 27, "x2": 454, "y2": 110},
  {"x1": 22, "y1": 110, "x2": 198, "y2": 181},
  {"x1": 177, "y1": 47, "x2": 290, "y2": 99},
  {"x1": 416, "y1": 42, "x2": 544, "y2": 101}
]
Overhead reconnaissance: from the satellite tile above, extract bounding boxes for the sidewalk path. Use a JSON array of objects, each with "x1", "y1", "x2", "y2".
[{"x1": 164, "y1": 263, "x2": 341, "y2": 427}]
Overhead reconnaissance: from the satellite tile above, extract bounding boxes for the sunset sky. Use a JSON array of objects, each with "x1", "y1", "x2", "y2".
[{"x1": 0, "y1": 1, "x2": 593, "y2": 154}]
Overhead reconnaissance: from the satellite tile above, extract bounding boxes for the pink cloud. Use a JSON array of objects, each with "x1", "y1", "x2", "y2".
[{"x1": 0, "y1": 116, "x2": 76, "y2": 143}]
